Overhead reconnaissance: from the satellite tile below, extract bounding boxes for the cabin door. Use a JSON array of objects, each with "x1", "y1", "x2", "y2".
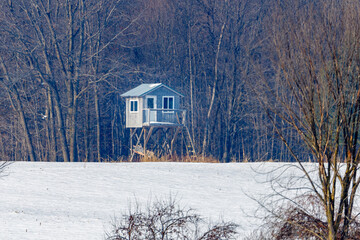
[{"x1": 146, "y1": 96, "x2": 157, "y2": 122}]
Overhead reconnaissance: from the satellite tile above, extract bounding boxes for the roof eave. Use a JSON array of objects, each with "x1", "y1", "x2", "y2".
[
  {"x1": 120, "y1": 83, "x2": 184, "y2": 98},
  {"x1": 143, "y1": 84, "x2": 184, "y2": 97}
]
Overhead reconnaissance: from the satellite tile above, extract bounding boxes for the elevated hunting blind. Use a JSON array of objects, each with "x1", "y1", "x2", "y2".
[{"x1": 121, "y1": 83, "x2": 195, "y2": 160}]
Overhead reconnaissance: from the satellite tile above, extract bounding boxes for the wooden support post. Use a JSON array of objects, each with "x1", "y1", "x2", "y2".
[
  {"x1": 164, "y1": 128, "x2": 171, "y2": 158},
  {"x1": 171, "y1": 127, "x2": 180, "y2": 155},
  {"x1": 143, "y1": 128, "x2": 147, "y2": 159},
  {"x1": 145, "y1": 127, "x2": 154, "y2": 146},
  {"x1": 130, "y1": 128, "x2": 133, "y2": 156},
  {"x1": 130, "y1": 128, "x2": 144, "y2": 162},
  {"x1": 158, "y1": 128, "x2": 163, "y2": 156},
  {"x1": 144, "y1": 127, "x2": 154, "y2": 160},
  {"x1": 182, "y1": 110, "x2": 186, "y2": 125}
]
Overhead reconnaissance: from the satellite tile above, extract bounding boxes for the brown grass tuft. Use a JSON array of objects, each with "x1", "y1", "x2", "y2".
[{"x1": 136, "y1": 154, "x2": 219, "y2": 163}]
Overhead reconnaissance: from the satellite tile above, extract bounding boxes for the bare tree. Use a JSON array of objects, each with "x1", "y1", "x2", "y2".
[
  {"x1": 259, "y1": 0, "x2": 360, "y2": 239},
  {"x1": 0, "y1": 55, "x2": 37, "y2": 162},
  {"x1": 0, "y1": 0, "x2": 140, "y2": 162}
]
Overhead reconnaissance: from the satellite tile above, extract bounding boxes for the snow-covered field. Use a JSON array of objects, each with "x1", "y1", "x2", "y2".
[{"x1": 0, "y1": 162, "x2": 304, "y2": 240}]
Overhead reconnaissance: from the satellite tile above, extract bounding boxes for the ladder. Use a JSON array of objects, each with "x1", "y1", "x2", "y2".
[
  {"x1": 183, "y1": 126, "x2": 196, "y2": 157},
  {"x1": 130, "y1": 129, "x2": 144, "y2": 162}
]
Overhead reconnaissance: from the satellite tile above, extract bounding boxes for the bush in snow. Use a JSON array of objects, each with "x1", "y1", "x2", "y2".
[
  {"x1": 248, "y1": 194, "x2": 360, "y2": 240},
  {"x1": 0, "y1": 161, "x2": 10, "y2": 177},
  {"x1": 105, "y1": 198, "x2": 238, "y2": 240}
]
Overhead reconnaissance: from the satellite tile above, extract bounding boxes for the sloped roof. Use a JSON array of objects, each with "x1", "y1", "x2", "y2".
[{"x1": 121, "y1": 83, "x2": 184, "y2": 97}]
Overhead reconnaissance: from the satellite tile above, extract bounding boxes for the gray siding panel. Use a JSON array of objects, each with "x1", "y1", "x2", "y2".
[{"x1": 151, "y1": 86, "x2": 180, "y2": 109}]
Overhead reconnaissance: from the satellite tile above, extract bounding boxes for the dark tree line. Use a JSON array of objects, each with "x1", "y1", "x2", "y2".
[{"x1": 0, "y1": 0, "x2": 298, "y2": 162}]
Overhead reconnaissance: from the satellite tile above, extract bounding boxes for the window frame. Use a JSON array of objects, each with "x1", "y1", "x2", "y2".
[
  {"x1": 130, "y1": 99, "x2": 138, "y2": 113},
  {"x1": 162, "y1": 96, "x2": 174, "y2": 113}
]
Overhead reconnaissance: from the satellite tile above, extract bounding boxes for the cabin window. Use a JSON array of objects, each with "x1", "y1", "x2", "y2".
[
  {"x1": 163, "y1": 96, "x2": 174, "y2": 110},
  {"x1": 130, "y1": 100, "x2": 138, "y2": 112}
]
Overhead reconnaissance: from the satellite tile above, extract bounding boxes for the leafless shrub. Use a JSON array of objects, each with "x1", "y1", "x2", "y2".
[
  {"x1": 105, "y1": 198, "x2": 238, "y2": 240},
  {"x1": 251, "y1": 194, "x2": 360, "y2": 240},
  {"x1": 197, "y1": 223, "x2": 239, "y2": 240},
  {"x1": 0, "y1": 161, "x2": 10, "y2": 177}
]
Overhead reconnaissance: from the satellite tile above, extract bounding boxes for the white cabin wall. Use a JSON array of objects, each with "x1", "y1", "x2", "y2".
[{"x1": 126, "y1": 97, "x2": 143, "y2": 128}]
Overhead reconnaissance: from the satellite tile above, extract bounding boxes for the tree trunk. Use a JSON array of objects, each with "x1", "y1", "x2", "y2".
[
  {"x1": 95, "y1": 85, "x2": 102, "y2": 162},
  {"x1": 0, "y1": 57, "x2": 37, "y2": 162},
  {"x1": 69, "y1": 90, "x2": 78, "y2": 162},
  {"x1": 47, "y1": 88, "x2": 58, "y2": 162},
  {"x1": 202, "y1": 20, "x2": 226, "y2": 160},
  {"x1": 50, "y1": 84, "x2": 70, "y2": 162}
]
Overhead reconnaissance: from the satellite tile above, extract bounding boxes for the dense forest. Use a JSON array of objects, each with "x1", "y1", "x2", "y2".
[{"x1": 0, "y1": 0, "x2": 305, "y2": 162}]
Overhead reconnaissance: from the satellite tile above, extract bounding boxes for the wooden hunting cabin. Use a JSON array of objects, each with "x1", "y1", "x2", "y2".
[{"x1": 121, "y1": 83, "x2": 185, "y2": 128}]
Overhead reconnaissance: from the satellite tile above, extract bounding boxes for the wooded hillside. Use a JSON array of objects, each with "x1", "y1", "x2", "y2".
[{"x1": 0, "y1": 0, "x2": 302, "y2": 162}]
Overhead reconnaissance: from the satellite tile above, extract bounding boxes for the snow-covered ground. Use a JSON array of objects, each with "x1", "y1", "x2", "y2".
[{"x1": 0, "y1": 162, "x2": 305, "y2": 240}]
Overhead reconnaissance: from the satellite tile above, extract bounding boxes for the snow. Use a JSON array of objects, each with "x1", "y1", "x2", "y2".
[
  {"x1": 0, "y1": 162, "x2": 306, "y2": 239},
  {"x1": 149, "y1": 83, "x2": 161, "y2": 88}
]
